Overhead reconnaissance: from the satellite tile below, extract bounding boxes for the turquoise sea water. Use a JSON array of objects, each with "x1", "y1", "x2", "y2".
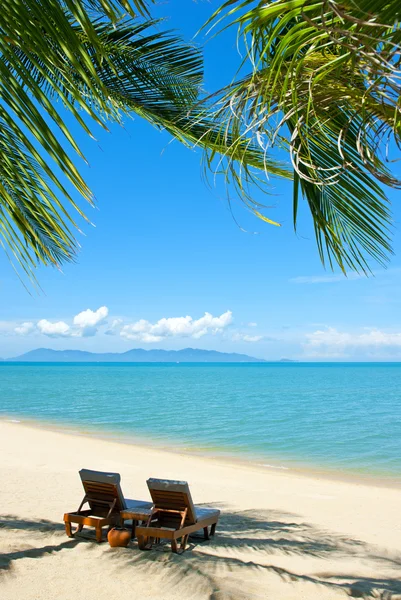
[{"x1": 1, "y1": 362, "x2": 401, "y2": 478}]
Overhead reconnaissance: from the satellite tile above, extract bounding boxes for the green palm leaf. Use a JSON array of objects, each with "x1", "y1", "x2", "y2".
[
  {"x1": 205, "y1": 0, "x2": 401, "y2": 272},
  {"x1": 0, "y1": 1, "x2": 288, "y2": 286}
]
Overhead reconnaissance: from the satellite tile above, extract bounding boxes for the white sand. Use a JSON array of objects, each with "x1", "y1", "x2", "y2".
[{"x1": 1, "y1": 420, "x2": 401, "y2": 600}]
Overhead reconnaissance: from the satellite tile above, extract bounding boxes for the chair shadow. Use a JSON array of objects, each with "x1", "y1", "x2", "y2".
[{"x1": 1, "y1": 509, "x2": 401, "y2": 599}]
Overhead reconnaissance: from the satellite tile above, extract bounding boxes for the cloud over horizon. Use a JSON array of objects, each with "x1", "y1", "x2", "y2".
[
  {"x1": 12, "y1": 308, "x2": 238, "y2": 342},
  {"x1": 303, "y1": 326, "x2": 401, "y2": 358},
  {"x1": 37, "y1": 319, "x2": 71, "y2": 337},
  {"x1": 15, "y1": 306, "x2": 109, "y2": 339},
  {"x1": 73, "y1": 306, "x2": 109, "y2": 337},
  {"x1": 119, "y1": 311, "x2": 233, "y2": 343},
  {"x1": 232, "y1": 332, "x2": 266, "y2": 343},
  {"x1": 14, "y1": 322, "x2": 36, "y2": 336},
  {"x1": 10, "y1": 307, "x2": 273, "y2": 347}
]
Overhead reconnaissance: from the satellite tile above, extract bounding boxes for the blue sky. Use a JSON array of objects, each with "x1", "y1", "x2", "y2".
[{"x1": 1, "y1": 0, "x2": 401, "y2": 361}]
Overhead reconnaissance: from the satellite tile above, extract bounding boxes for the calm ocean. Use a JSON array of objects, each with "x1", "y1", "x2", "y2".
[{"x1": 1, "y1": 362, "x2": 400, "y2": 478}]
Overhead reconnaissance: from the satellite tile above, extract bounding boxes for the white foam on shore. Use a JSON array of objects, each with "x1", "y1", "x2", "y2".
[{"x1": 6, "y1": 419, "x2": 21, "y2": 423}]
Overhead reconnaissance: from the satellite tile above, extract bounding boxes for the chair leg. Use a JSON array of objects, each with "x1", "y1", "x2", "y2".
[
  {"x1": 65, "y1": 521, "x2": 73, "y2": 538},
  {"x1": 64, "y1": 520, "x2": 84, "y2": 538},
  {"x1": 137, "y1": 535, "x2": 145, "y2": 549},
  {"x1": 95, "y1": 525, "x2": 103, "y2": 543},
  {"x1": 210, "y1": 523, "x2": 217, "y2": 536},
  {"x1": 171, "y1": 538, "x2": 178, "y2": 554},
  {"x1": 138, "y1": 535, "x2": 152, "y2": 550},
  {"x1": 180, "y1": 535, "x2": 189, "y2": 552},
  {"x1": 203, "y1": 526, "x2": 210, "y2": 540}
]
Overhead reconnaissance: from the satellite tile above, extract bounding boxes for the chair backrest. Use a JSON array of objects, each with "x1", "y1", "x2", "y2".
[
  {"x1": 79, "y1": 468, "x2": 126, "y2": 515},
  {"x1": 147, "y1": 478, "x2": 197, "y2": 525}
]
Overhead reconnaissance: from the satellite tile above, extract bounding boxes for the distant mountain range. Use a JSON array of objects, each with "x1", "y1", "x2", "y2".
[{"x1": 3, "y1": 347, "x2": 268, "y2": 363}]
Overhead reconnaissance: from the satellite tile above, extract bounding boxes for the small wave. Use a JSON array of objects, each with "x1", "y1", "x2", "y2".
[
  {"x1": 6, "y1": 419, "x2": 21, "y2": 423},
  {"x1": 259, "y1": 463, "x2": 289, "y2": 470}
]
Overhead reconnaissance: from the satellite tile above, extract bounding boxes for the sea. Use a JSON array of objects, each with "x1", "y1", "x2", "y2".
[{"x1": 1, "y1": 362, "x2": 400, "y2": 480}]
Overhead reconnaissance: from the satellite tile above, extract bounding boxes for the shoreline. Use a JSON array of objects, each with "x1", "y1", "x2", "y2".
[
  {"x1": 2, "y1": 414, "x2": 400, "y2": 490},
  {"x1": 2, "y1": 419, "x2": 401, "y2": 599}
]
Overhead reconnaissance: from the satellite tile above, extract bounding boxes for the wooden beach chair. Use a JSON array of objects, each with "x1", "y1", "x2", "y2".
[
  {"x1": 63, "y1": 468, "x2": 152, "y2": 542},
  {"x1": 135, "y1": 478, "x2": 220, "y2": 553}
]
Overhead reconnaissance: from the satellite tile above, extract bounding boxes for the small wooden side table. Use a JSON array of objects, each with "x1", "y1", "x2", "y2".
[{"x1": 120, "y1": 507, "x2": 152, "y2": 539}]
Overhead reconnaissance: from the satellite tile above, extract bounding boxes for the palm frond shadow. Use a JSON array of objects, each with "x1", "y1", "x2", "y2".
[
  {"x1": 112, "y1": 506, "x2": 401, "y2": 599},
  {"x1": 0, "y1": 515, "x2": 65, "y2": 532},
  {"x1": 207, "y1": 507, "x2": 362, "y2": 557},
  {"x1": 2, "y1": 509, "x2": 401, "y2": 598},
  {"x1": 0, "y1": 514, "x2": 82, "y2": 572}
]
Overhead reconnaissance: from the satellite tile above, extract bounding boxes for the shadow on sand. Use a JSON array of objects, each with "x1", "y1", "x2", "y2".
[
  {"x1": 0, "y1": 516, "x2": 81, "y2": 571},
  {"x1": 1, "y1": 509, "x2": 401, "y2": 598}
]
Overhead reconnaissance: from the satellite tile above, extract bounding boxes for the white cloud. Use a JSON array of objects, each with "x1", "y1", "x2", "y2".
[
  {"x1": 15, "y1": 322, "x2": 35, "y2": 336},
  {"x1": 13, "y1": 306, "x2": 109, "y2": 338},
  {"x1": 10, "y1": 308, "x2": 235, "y2": 344},
  {"x1": 73, "y1": 306, "x2": 108, "y2": 329},
  {"x1": 232, "y1": 333, "x2": 265, "y2": 343},
  {"x1": 134, "y1": 332, "x2": 163, "y2": 343},
  {"x1": 248, "y1": 322, "x2": 258, "y2": 327},
  {"x1": 304, "y1": 326, "x2": 401, "y2": 357},
  {"x1": 120, "y1": 311, "x2": 233, "y2": 343},
  {"x1": 37, "y1": 319, "x2": 71, "y2": 337},
  {"x1": 105, "y1": 319, "x2": 123, "y2": 336},
  {"x1": 73, "y1": 306, "x2": 109, "y2": 337}
]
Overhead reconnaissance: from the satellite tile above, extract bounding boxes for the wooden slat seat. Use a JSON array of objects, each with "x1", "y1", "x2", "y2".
[
  {"x1": 63, "y1": 469, "x2": 151, "y2": 543},
  {"x1": 135, "y1": 478, "x2": 220, "y2": 553}
]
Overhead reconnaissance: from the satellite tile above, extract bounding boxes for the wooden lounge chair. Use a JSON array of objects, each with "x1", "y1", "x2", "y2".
[
  {"x1": 135, "y1": 478, "x2": 220, "y2": 553},
  {"x1": 63, "y1": 468, "x2": 152, "y2": 542}
]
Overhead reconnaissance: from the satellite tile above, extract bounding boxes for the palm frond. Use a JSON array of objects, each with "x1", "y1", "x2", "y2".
[
  {"x1": 0, "y1": 2, "x2": 291, "y2": 285},
  {"x1": 80, "y1": 20, "x2": 292, "y2": 209},
  {"x1": 0, "y1": 114, "x2": 79, "y2": 288},
  {"x1": 0, "y1": 2, "x2": 200, "y2": 283},
  {"x1": 0, "y1": 0, "x2": 154, "y2": 283},
  {"x1": 0, "y1": 7, "x2": 291, "y2": 286},
  {"x1": 34, "y1": 19, "x2": 291, "y2": 180},
  {"x1": 204, "y1": 0, "x2": 401, "y2": 272}
]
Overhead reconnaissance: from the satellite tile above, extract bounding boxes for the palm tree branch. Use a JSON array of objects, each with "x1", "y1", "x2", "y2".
[{"x1": 203, "y1": 0, "x2": 401, "y2": 271}]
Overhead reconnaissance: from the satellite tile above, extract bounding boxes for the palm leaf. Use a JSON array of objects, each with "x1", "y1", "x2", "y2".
[
  {"x1": 0, "y1": 0, "x2": 153, "y2": 284},
  {"x1": 204, "y1": 0, "x2": 401, "y2": 272},
  {"x1": 0, "y1": 2, "x2": 289, "y2": 285}
]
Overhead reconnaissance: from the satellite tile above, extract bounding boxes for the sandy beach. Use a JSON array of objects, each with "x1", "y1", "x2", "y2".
[{"x1": 1, "y1": 420, "x2": 401, "y2": 600}]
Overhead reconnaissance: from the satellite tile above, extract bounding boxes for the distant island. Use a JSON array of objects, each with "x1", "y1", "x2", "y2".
[{"x1": 3, "y1": 347, "x2": 267, "y2": 363}]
